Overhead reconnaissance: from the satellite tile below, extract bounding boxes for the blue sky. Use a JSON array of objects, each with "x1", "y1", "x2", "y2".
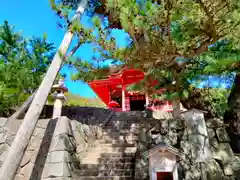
[
  {"x1": 0, "y1": 0, "x2": 101, "y2": 97},
  {"x1": 0, "y1": 0, "x2": 132, "y2": 97},
  {"x1": 0, "y1": 0, "x2": 233, "y2": 98}
]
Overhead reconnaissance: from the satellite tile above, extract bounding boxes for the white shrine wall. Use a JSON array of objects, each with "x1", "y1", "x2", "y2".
[{"x1": 149, "y1": 151, "x2": 178, "y2": 180}]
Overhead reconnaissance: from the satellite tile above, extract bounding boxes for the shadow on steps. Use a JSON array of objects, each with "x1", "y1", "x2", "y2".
[
  {"x1": 71, "y1": 112, "x2": 143, "y2": 180},
  {"x1": 29, "y1": 118, "x2": 58, "y2": 180}
]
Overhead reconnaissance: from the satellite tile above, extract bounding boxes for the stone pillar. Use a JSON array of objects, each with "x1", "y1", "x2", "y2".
[
  {"x1": 52, "y1": 95, "x2": 65, "y2": 118},
  {"x1": 122, "y1": 85, "x2": 126, "y2": 112},
  {"x1": 181, "y1": 109, "x2": 212, "y2": 162},
  {"x1": 42, "y1": 116, "x2": 74, "y2": 179},
  {"x1": 51, "y1": 79, "x2": 68, "y2": 118}
]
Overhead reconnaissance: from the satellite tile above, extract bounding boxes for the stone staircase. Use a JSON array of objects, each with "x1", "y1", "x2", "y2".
[{"x1": 73, "y1": 112, "x2": 141, "y2": 180}]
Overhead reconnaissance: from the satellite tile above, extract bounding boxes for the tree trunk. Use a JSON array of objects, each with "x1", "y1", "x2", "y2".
[
  {"x1": 172, "y1": 99, "x2": 181, "y2": 119},
  {"x1": 224, "y1": 73, "x2": 240, "y2": 153},
  {"x1": 0, "y1": 2, "x2": 88, "y2": 179}
]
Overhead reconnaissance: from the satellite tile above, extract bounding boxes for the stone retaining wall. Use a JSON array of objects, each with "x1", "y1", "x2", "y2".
[
  {"x1": 0, "y1": 114, "x2": 103, "y2": 180},
  {"x1": 41, "y1": 106, "x2": 111, "y2": 124},
  {"x1": 134, "y1": 116, "x2": 240, "y2": 180}
]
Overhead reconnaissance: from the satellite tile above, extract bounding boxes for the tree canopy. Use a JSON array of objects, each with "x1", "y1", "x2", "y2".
[
  {"x1": 0, "y1": 21, "x2": 55, "y2": 116},
  {"x1": 51, "y1": 0, "x2": 240, "y2": 96},
  {"x1": 49, "y1": 0, "x2": 240, "y2": 118}
]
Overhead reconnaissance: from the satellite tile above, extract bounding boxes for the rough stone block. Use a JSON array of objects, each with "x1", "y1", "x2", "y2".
[
  {"x1": 223, "y1": 163, "x2": 234, "y2": 176},
  {"x1": 27, "y1": 136, "x2": 42, "y2": 151},
  {"x1": 76, "y1": 144, "x2": 88, "y2": 154},
  {"x1": 152, "y1": 110, "x2": 173, "y2": 120},
  {"x1": 216, "y1": 128, "x2": 230, "y2": 142},
  {"x1": 42, "y1": 162, "x2": 71, "y2": 178},
  {"x1": 0, "y1": 128, "x2": 8, "y2": 144},
  {"x1": 185, "y1": 165, "x2": 201, "y2": 180},
  {"x1": 210, "y1": 138, "x2": 219, "y2": 149},
  {"x1": 0, "y1": 118, "x2": 8, "y2": 127},
  {"x1": 206, "y1": 118, "x2": 223, "y2": 128},
  {"x1": 19, "y1": 162, "x2": 34, "y2": 178},
  {"x1": 169, "y1": 119, "x2": 185, "y2": 130},
  {"x1": 0, "y1": 147, "x2": 8, "y2": 162},
  {"x1": 53, "y1": 116, "x2": 71, "y2": 137},
  {"x1": 207, "y1": 128, "x2": 216, "y2": 139},
  {"x1": 32, "y1": 127, "x2": 45, "y2": 138},
  {"x1": 5, "y1": 119, "x2": 22, "y2": 134},
  {"x1": 49, "y1": 134, "x2": 73, "y2": 152},
  {"x1": 36, "y1": 119, "x2": 50, "y2": 129},
  {"x1": 204, "y1": 160, "x2": 223, "y2": 180},
  {"x1": 212, "y1": 143, "x2": 234, "y2": 163},
  {"x1": 70, "y1": 120, "x2": 77, "y2": 137},
  {"x1": 6, "y1": 133, "x2": 15, "y2": 145},
  {"x1": 0, "y1": 143, "x2": 8, "y2": 156},
  {"x1": 14, "y1": 174, "x2": 25, "y2": 180},
  {"x1": 232, "y1": 156, "x2": 240, "y2": 172},
  {"x1": 20, "y1": 151, "x2": 36, "y2": 167},
  {"x1": 46, "y1": 151, "x2": 71, "y2": 163}
]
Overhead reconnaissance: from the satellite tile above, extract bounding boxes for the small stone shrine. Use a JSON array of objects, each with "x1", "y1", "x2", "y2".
[{"x1": 142, "y1": 142, "x2": 182, "y2": 180}]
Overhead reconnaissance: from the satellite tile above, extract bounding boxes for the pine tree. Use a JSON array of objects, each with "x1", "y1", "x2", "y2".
[
  {"x1": 0, "y1": 21, "x2": 55, "y2": 117},
  {"x1": 56, "y1": 1, "x2": 240, "y2": 121},
  {"x1": 54, "y1": 0, "x2": 240, "y2": 117}
]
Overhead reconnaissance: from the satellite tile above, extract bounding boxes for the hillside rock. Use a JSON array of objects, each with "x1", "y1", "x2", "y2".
[{"x1": 134, "y1": 112, "x2": 240, "y2": 180}]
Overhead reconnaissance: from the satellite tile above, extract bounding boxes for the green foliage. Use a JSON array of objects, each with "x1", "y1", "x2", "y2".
[
  {"x1": 54, "y1": 1, "x2": 240, "y2": 117},
  {"x1": 205, "y1": 88, "x2": 230, "y2": 117},
  {"x1": 60, "y1": 0, "x2": 240, "y2": 90},
  {"x1": 0, "y1": 21, "x2": 55, "y2": 117},
  {"x1": 65, "y1": 92, "x2": 106, "y2": 107}
]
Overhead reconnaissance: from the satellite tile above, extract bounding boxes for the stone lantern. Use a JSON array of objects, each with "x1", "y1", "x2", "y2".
[
  {"x1": 51, "y1": 79, "x2": 68, "y2": 118},
  {"x1": 109, "y1": 63, "x2": 118, "y2": 74}
]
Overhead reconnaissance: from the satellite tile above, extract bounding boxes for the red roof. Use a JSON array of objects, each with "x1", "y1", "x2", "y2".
[{"x1": 88, "y1": 68, "x2": 144, "y2": 105}]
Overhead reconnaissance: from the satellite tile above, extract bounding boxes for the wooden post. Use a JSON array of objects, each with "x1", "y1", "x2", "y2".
[
  {"x1": 7, "y1": 90, "x2": 37, "y2": 122},
  {"x1": 122, "y1": 85, "x2": 126, "y2": 112},
  {"x1": 172, "y1": 100, "x2": 181, "y2": 119},
  {"x1": 0, "y1": 2, "x2": 88, "y2": 180},
  {"x1": 145, "y1": 92, "x2": 149, "y2": 107}
]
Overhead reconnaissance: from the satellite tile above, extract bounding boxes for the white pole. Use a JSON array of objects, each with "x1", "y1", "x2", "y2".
[{"x1": 122, "y1": 86, "x2": 126, "y2": 112}]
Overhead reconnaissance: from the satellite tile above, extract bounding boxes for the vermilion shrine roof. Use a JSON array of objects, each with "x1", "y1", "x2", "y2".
[{"x1": 88, "y1": 67, "x2": 145, "y2": 104}]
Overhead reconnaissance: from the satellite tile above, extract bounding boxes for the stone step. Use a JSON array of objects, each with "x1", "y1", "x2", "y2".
[
  {"x1": 98, "y1": 157, "x2": 134, "y2": 164},
  {"x1": 98, "y1": 143, "x2": 136, "y2": 148},
  {"x1": 93, "y1": 146, "x2": 137, "y2": 153},
  {"x1": 101, "y1": 129, "x2": 140, "y2": 134},
  {"x1": 99, "y1": 137, "x2": 137, "y2": 145},
  {"x1": 81, "y1": 156, "x2": 133, "y2": 165},
  {"x1": 74, "y1": 169, "x2": 133, "y2": 176},
  {"x1": 80, "y1": 163, "x2": 133, "y2": 170},
  {"x1": 103, "y1": 126, "x2": 140, "y2": 131},
  {"x1": 101, "y1": 134, "x2": 138, "y2": 140},
  {"x1": 82, "y1": 152, "x2": 135, "y2": 160},
  {"x1": 100, "y1": 153, "x2": 135, "y2": 158},
  {"x1": 97, "y1": 139, "x2": 136, "y2": 145},
  {"x1": 101, "y1": 131, "x2": 137, "y2": 136},
  {"x1": 105, "y1": 122, "x2": 140, "y2": 126},
  {"x1": 81, "y1": 153, "x2": 134, "y2": 164},
  {"x1": 109, "y1": 118, "x2": 140, "y2": 122},
  {"x1": 74, "y1": 175, "x2": 132, "y2": 180}
]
